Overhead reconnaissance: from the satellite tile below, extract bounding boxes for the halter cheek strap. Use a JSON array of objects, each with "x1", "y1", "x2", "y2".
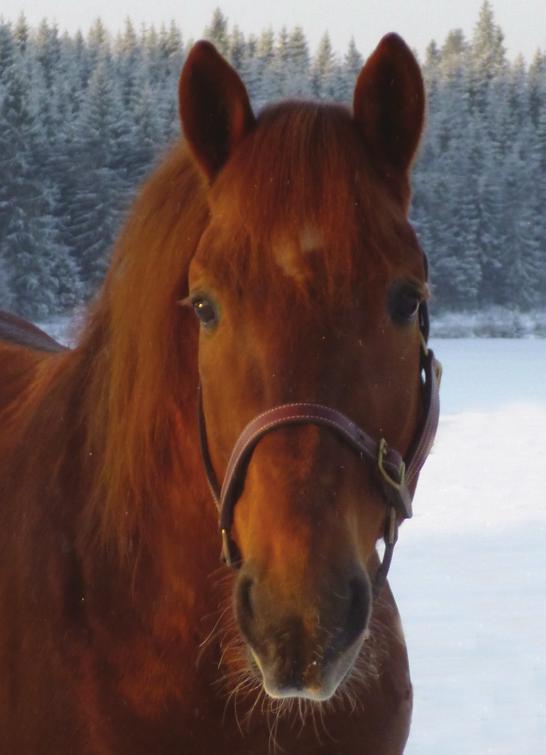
[{"x1": 197, "y1": 312, "x2": 441, "y2": 598}]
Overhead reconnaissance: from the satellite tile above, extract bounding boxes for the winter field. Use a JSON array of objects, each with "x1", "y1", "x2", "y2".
[
  {"x1": 37, "y1": 321, "x2": 546, "y2": 754},
  {"x1": 391, "y1": 338, "x2": 546, "y2": 755}
]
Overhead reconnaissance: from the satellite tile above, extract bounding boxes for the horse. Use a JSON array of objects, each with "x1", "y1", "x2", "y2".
[{"x1": 0, "y1": 34, "x2": 440, "y2": 754}]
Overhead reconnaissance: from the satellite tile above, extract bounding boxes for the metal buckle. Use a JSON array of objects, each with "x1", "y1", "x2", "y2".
[{"x1": 378, "y1": 438, "x2": 406, "y2": 492}]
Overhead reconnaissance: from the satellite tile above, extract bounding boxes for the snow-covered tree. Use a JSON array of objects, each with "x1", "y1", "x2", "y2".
[
  {"x1": 0, "y1": 19, "x2": 16, "y2": 73},
  {"x1": 34, "y1": 20, "x2": 62, "y2": 90},
  {"x1": 283, "y1": 26, "x2": 310, "y2": 99},
  {"x1": 469, "y1": 1, "x2": 506, "y2": 113},
  {"x1": 0, "y1": 10, "x2": 544, "y2": 317},
  {"x1": 67, "y1": 56, "x2": 128, "y2": 291},
  {"x1": 13, "y1": 14, "x2": 29, "y2": 54},
  {"x1": 204, "y1": 8, "x2": 229, "y2": 57},
  {"x1": 229, "y1": 25, "x2": 246, "y2": 71},
  {"x1": 312, "y1": 33, "x2": 338, "y2": 100},
  {"x1": 339, "y1": 38, "x2": 363, "y2": 102}
]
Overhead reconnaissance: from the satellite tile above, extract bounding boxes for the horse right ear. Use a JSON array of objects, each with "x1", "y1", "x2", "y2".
[
  {"x1": 179, "y1": 41, "x2": 256, "y2": 180},
  {"x1": 353, "y1": 33, "x2": 425, "y2": 176}
]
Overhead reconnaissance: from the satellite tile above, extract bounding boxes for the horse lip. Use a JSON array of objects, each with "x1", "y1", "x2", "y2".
[
  {"x1": 262, "y1": 682, "x2": 333, "y2": 702},
  {"x1": 249, "y1": 647, "x2": 265, "y2": 676},
  {"x1": 248, "y1": 632, "x2": 366, "y2": 701}
]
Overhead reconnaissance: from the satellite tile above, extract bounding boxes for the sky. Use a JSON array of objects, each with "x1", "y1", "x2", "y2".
[{"x1": 4, "y1": 0, "x2": 545, "y2": 61}]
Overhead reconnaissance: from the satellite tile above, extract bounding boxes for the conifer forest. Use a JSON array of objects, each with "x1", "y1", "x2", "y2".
[{"x1": 0, "y1": 2, "x2": 544, "y2": 320}]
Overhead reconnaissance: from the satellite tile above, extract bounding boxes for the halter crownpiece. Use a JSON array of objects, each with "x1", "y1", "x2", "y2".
[{"x1": 197, "y1": 300, "x2": 441, "y2": 598}]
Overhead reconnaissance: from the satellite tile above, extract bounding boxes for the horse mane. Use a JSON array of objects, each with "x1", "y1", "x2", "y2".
[
  {"x1": 62, "y1": 102, "x2": 417, "y2": 559},
  {"x1": 74, "y1": 143, "x2": 209, "y2": 557}
]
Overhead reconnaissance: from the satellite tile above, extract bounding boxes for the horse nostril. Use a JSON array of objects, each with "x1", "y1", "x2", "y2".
[
  {"x1": 237, "y1": 575, "x2": 254, "y2": 621},
  {"x1": 346, "y1": 576, "x2": 369, "y2": 646}
]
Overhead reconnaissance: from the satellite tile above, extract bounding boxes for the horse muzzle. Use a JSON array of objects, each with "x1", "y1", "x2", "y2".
[{"x1": 235, "y1": 565, "x2": 371, "y2": 700}]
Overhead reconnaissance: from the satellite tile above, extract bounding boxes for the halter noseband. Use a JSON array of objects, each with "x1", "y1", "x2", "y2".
[{"x1": 197, "y1": 302, "x2": 441, "y2": 597}]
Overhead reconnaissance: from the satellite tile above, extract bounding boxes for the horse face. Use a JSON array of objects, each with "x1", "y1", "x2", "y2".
[
  {"x1": 188, "y1": 219, "x2": 425, "y2": 699},
  {"x1": 181, "y1": 36, "x2": 425, "y2": 701}
]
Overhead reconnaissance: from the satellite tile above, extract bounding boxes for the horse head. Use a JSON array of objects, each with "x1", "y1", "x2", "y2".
[{"x1": 179, "y1": 36, "x2": 429, "y2": 702}]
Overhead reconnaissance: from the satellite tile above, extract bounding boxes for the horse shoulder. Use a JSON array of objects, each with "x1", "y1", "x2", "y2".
[
  {"x1": 0, "y1": 341, "x2": 45, "y2": 419},
  {"x1": 0, "y1": 342, "x2": 92, "y2": 752}
]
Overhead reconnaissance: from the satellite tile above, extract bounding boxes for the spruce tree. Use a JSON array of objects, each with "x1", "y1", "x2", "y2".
[
  {"x1": 502, "y1": 124, "x2": 544, "y2": 308},
  {"x1": 13, "y1": 14, "x2": 29, "y2": 54},
  {"x1": 312, "y1": 33, "x2": 337, "y2": 100},
  {"x1": 469, "y1": 1, "x2": 506, "y2": 114},
  {"x1": 528, "y1": 51, "x2": 546, "y2": 128},
  {"x1": 290, "y1": 28, "x2": 311, "y2": 90},
  {"x1": 229, "y1": 25, "x2": 246, "y2": 71},
  {"x1": 0, "y1": 19, "x2": 16, "y2": 74},
  {"x1": 117, "y1": 18, "x2": 143, "y2": 110},
  {"x1": 0, "y1": 253, "x2": 13, "y2": 309},
  {"x1": 254, "y1": 27, "x2": 276, "y2": 105},
  {"x1": 204, "y1": 8, "x2": 229, "y2": 57},
  {"x1": 267, "y1": 27, "x2": 290, "y2": 100},
  {"x1": 340, "y1": 38, "x2": 363, "y2": 102},
  {"x1": 69, "y1": 55, "x2": 125, "y2": 293},
  {"x1": 34, "y1": 20, "x2": 62, "y2": 91}
]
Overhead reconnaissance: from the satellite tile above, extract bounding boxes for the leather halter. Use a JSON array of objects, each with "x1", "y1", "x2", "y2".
[{"x1": 198, "y1": 302, "x2": 441, "y2": 597}]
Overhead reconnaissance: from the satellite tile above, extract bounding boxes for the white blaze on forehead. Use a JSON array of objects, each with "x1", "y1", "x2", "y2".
[
  {"x1": 299, "y1": 225, "x2": 324, "y2": 253},
  {"x1": 273, "y1": 226, "x2": 324, "y2": 279}
]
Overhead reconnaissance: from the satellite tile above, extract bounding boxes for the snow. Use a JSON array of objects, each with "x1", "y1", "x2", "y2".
[
  {"x1": 390, "y1": 338, "x2": 546, "y2": 755},
  {"x1": 32, "y1": 322, "x2": 546, "y2": 752},
  {"x1": 35, "y1": 313, "x2": 82, "y2": 347},
  {"x1": 430, "y1": 309, "x2": 546, "y2": 339}
]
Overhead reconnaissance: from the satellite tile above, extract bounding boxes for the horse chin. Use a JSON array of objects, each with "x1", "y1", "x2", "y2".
[{"x1": 247, "y1": 631, "x2": 366, "y2": 702}]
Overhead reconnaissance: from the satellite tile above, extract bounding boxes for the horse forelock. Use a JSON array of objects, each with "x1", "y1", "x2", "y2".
[{"x1": 206, "y1": 102, "x2": 416, "y2": 300}]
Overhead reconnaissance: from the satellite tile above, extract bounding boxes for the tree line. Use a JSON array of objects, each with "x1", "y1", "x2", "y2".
[{"x1": 0, "y1": 2, "x2": 544, "y2": 319}]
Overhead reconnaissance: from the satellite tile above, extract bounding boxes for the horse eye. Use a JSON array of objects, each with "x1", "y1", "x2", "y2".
[
  {"x1": 388, "y1": 283, "x2": 422, "y2": 325},
  {"x1": 192, "y1": 297, "x2": 218, "y2": 327}
]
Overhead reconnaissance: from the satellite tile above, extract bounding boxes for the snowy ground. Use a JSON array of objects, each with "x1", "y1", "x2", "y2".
[
  {"x1": 35, "y1": 321, "x2": 546, "y2": 753},
  {"x1": 429, "y1": 309, "x2": 546, "y2": 338},
  {"x1": 390, "y1": 338, "x2": 546, "y2": 755}
]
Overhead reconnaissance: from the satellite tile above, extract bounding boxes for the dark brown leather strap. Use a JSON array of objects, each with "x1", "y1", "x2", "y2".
[
  {"x1": 406, "y1": 347, "x2": 441, "y2": 486},
  {"x1": 217, "y1": 401, "x2": 411, "y2": 535},
  {"x1": 197, "y1": 385, "x2": 222, "y2": 505}
]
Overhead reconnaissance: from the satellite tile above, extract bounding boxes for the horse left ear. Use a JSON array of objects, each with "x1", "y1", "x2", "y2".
[
  {"x1": 353, "y1": 33, "x2": 425, "y2": 175},
  {"x1": 179, "y1": 41, "x2": 256, "y2": 180}
]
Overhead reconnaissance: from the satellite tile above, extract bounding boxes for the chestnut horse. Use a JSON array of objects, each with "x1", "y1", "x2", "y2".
[{"x1": 0, "y1": 35, "x2": 440, "y2": 754}]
